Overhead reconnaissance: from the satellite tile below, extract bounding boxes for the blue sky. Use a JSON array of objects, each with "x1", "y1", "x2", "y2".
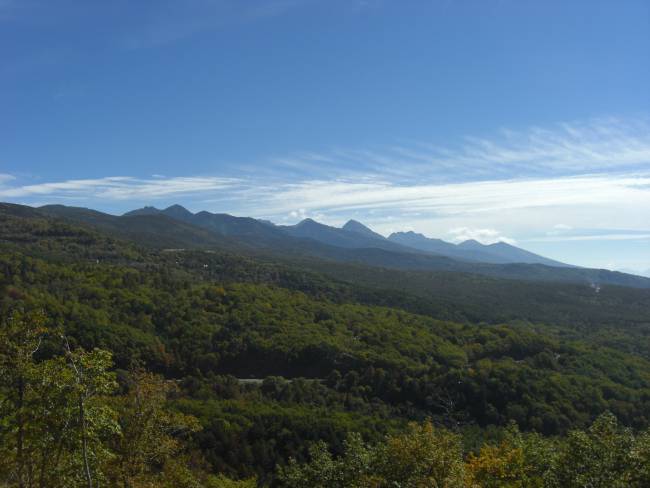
[{"x1": 1, "y1": 0, "x2": 649, "y2": 274}]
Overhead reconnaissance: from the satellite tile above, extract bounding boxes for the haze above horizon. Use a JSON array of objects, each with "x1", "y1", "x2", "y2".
[{"x1": 1, "y1": 0, "x2": 649, "y2": 275}]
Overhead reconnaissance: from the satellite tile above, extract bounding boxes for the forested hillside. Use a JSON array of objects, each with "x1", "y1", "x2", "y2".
[
  {"x1": 36, "y1": 203, "x2": 650, "y2": 289},
  {"x1": 2, "y1": 204, "x2": 650, "y2": 486}
]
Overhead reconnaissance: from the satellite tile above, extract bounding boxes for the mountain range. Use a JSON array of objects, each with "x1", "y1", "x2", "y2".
[
  {"x1": 125, "y1": 204, "x2": 565, "y2": 265},
  {"x1": 17, "y1": 202, "x2": 648, "y2": 289}
]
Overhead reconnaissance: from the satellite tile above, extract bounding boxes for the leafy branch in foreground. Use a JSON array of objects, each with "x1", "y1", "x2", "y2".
[{"x1": 0, "y1": 311, "x2": 253, "y2": 488}]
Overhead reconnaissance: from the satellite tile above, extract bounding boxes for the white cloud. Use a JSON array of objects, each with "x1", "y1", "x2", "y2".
[
  {"x1": 258, "y1": 116, "x2": 650, "y2": 183},
  {"x1": 546, "y1": 223, "x2": 574, "y2": 236},
  {"x1": 241, "y1": 173, "x2": 650, "y2": 222},
  {"x1": 529, "y1": 233, "x2": 650, "y2": 242},
  {"x1": 3, "y1": 171, "x2": 649, "y2": 238},
  {"x1": 289, "y1": 208, "x2": 308, "y2": 219},
  {"x1": 447, "y1": 227, "x2": 516, "y2": 245},
  {"x1": 0, "y1": 173, "x2": 15, "y2": 184},
  {"x1": 0, "y1": 176, "x2": 241, "y2": 200},
  {"x1": 553, "y1": 223, "x2": 572, "y2": 230}
]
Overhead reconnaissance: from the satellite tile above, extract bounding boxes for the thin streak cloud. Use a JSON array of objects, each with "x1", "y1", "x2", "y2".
[
  {"x1": 528, "y1": 233, "x2": 650, "y2": 242},
  {"x1": 242, "y1": 173, "x2": 650, "y2": 219},
  {"x1": 258, "y1": 117, "x2": 650, "y2": 183},
  {"x1": 0, "y1": 176, "x2": 241, "y2": 200}
]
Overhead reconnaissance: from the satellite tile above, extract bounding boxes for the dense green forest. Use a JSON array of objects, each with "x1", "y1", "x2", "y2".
[{"x1": 2, "y1": 203, "x2": 650, "y2": 486}]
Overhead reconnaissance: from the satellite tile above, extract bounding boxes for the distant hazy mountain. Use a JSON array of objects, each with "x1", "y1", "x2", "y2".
[
  {"x1": 123, "y1": 205, "x2": 160, "y2": 217},
  {"x1": 124, "y1": 204, "x2": 193, "y2": 222},
  {"x1": 619, "y1": 267, "x2": 650, "y2": 279},
  {"x1": 20, "y1": 202, "x2": 649, "y2": 289},
  {"x1": 160, "y1": 204, "x2": 195, "y2": 222},
  {"x1": 257, "y1": 219, "x2": 276, "y2": 227},
  {"x1": 125, "y1": 205, "x2": 287, "y2": 242},
  {"x1": 388, "y1": 231, "x2": 500, "y2": 263},
  {"x1": 191, "y1": 210, "x2": 282, "y2": 239},
  {"x1": 280, "y1": 218, "x2": 417, "y2": 253},
  {"x1": 125, "y1": 207, "x2": 565, "y2": 267},
  {"x1": 389, "y1": 231, "x2": 568, "y2": 267},
  {"x1": 456, "y1": 239, "x2": 569, "y2": 267},
  {"x1": 39, "y1": 204, "x2": 238, "y2": 250}
]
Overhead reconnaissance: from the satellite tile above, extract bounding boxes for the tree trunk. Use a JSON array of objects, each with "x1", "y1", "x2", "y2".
[
  {"x1": 80, "y1": 398, "x2": 93, "y2": 488},
  {"x1": 17, "y1": 376, "x2": 25, "y2": 488}
]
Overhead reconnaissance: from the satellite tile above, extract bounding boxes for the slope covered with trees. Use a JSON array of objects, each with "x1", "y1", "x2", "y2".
[
  {"x1": 1, "y1": 203, "x2": 650, "y2": 486},
  {"x1": 33, "y1": 203, "x2": 650, "y2": 289}
]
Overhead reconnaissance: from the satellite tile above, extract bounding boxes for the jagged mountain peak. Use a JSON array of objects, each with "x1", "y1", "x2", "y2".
[
  {"x1": 458, "y1": 239, "x2": 483, "y2": 248},
  {"x1": 389, "y1": 230, "x2": 428, "y2": 239},
  {"x1": 342, "y1": 219, "x2": 364, "y2": 228},
  {"x1": 342, "y1": 220, "x2": 385, "y2": 240},
  {"x1": 162, "y1": 204, "x2": 194, "y2": 220},
  {"x1": 295, "y1": 218, "x2": 319, "y2": 227},
  {"x1": 164, "y1": 204, "x2": 191, "y2": 213},
  {"x1": 122, "y1": 206, "x2": 161, "y2": 217}
]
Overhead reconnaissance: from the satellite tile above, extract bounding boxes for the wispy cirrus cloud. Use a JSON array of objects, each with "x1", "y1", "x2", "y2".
[
  {"x1": 0, "y1": 175, "x2": 241, "y2": 200},
  {"x1": 529, "y1": 233, "x2": 650, "y2": 242},
  {"x1": 2, "y1": 117, "x2": 650, "y2": 231},
  {"x1": 0, "y1": 174, "x2": 15, "y2": 184},
  {"x1": 257, "y1": 116, "x2": 650, "y2": 183},
  {"x1": 239, "y1": 173, "x2": 650, "y2": 221}
]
